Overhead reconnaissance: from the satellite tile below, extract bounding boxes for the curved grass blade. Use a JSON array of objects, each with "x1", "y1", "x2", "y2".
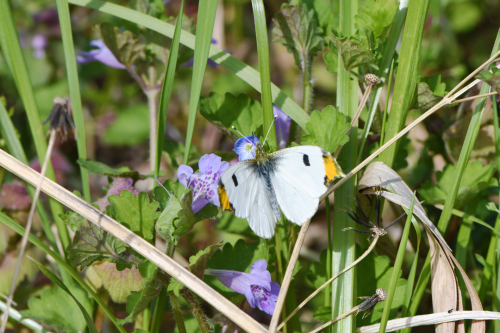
[
  {"x1": 0, "y1": 212, "x2": 127, "y2": 333},
  {"x1": 183, "y1": 0, "x2": 218, "y2": 164},
  {"x1": 0, "y1": 0, "x2": 70, "y2": 250},
  {"x1": 67, "y1": 0, "x2": 310, "y2": 131},
  {"x1": 54, "y1": 0, "x2": 90, "y2": 202},
  {"x1": 155, "y1": 0, "x2": 185, "y2": 175},
  {"x1": 29, "y1": 258, "x2": 98, "y2": 333},
  {"x1": 251, "y1": 0, "x2": 276, "y2": 147}
]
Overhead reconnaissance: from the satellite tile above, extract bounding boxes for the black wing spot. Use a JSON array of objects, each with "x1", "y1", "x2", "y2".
[
  {"x1": 232, "y1": 174, "x2": 238, "y2": 187},
  {"x1": 303, "y1": 154, "x2": 310, "y2": 166},
  {"x1": 324, "y1": 175, "x2": 328, "y2": 185},
  {"x1": 230, "y1": 202, "x2": 235, "y2": 212}
]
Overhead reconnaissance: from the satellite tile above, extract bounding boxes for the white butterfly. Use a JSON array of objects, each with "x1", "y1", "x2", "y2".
[{"x1": 218, "y1": 121, "x2": 345, "y2": 238}]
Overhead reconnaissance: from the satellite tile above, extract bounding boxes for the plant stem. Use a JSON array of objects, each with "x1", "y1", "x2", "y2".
[
  {"x1": 0, "y1": 300, "x2": 45, "y2": 332},
  {"x1": 378, "y1": 193, "x2": 415, "y2": 333},
  {"x1": 170, "y1": 290, "x2": 187, "y2": 333},
  {"x1": 325, "y1": 196, "x2": 332, "y2": 308},
  {"x1": 379, "y1": 60, "x2": 394, "y2": 147},
  {"x1": 182, "y1": 289, "x2": 210, "y2": 333},
  {"x1": 0, "y1": 130, "x2": 56, "y2": 333},
  {"x1": 309, "y1": 307, "x2": 358, "y2": 333},
  {"x1": 147, "y1": 81, "x2": 159, "y2": 192},
  {"x1": 278, "y1": 234, "x2": 380, "y2": 331}
]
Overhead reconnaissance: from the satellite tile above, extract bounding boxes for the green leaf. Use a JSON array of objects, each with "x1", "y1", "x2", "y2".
[
  {"x1": 306, "y1": 249, "x2": 328, "y2": 289},
  {"x1": 168, "y1": 242, "x2": 223, "y2": 296},
  {"x1": 313, "y1": 305, "x2": 332, "y2": 322},
  {"x1": 106, "y1": 191, "x2": 161, "y2": 242},
  {"x1": 214, "y1": 212, "x2": 256, "y2": 237},
  {"x1": 419, "y1": 161, "x2": 497, "y2": 207},
  {"x1": 476, "y1": 67, "x2": 500, "y2": 93},
  {"x1": 61, "y1": 211, "x2": 139, "y2": 270},
  {"x1": 355, "y1": 0, "x2": 398, "y2": 40},
  {"x1": 412, "y1": 81, "x2": 445, "y2": 111},
  {"x1": 355, "y1": 249, "x2": 407, "y2": 325},
  {"x1": 331, "y1": 28, "x2": 376, "y2": 71},
  {"x1": 29, "y1": 259, "x2": 97, "y2": 333},
  {"x1": 153, "y1": 179, "x2": 187, "y2": 210},
  {"x1": 205, "y1": 240, "x2": 269, "y2": 304},
  {"x1": 302, "y1": 105, "x2": 350, "y2": 153},
  {"x1": 21, "y1": 285, "x2": 94, "y2": 333},
  {"x1": 78, "y1": 159, "x2": 152, "y2": 182},
  {"x1": 303, "y1": 0, "x2": 338, "y2": 38},
  {"x1": 271, "y1": 4, "x2": 325, "y2": 68},
  {"x1": 103, "y1": 104, "x2": 150, "y2": 146},
  {"x1": 117, "y1": 277, "x2": 163, "y2": 324},
  {"x1": 199, "y1": 92, "x2": 263, "y2": 140},
  {"x1": 98, "y1": 23, "x2": 145, "y2": 67},
  {"x1": 323, "y1": 40, "x2": 338, "y2": 73},
  {"x1": 155, "y1": 187, "x2": 195, "y2": 245}
]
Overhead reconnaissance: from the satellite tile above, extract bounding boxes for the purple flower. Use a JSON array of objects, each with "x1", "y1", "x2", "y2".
[
  {"x1": 273, "y1": 105, "x2": 291, "y2": 149},
  {"x1": 205, "y1": 259, "x2": 280, "y2": 315},
  {"x1": 94, "y1": 178, "x2": 140, "y2": 211},
  {"x1": 76, "y1": 40, "x2": 126, "y2": 69},
  {"x1": 32, "y1": 35, "x2": 47, "y2": 59},
  {"x1": 177, "y1": 154, "x2": 230, "y2": 213},
  {"x1": 234, "y1": 135, "x2": 260, "y2": 161}
]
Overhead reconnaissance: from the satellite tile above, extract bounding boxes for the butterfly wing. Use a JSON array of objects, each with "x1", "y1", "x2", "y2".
[
  {"x1": 270, "y1": 146, "x2": 344, "y2": 225},
  {"x1": 218, "y1": 161, "x2": 278, "y2": 238}
]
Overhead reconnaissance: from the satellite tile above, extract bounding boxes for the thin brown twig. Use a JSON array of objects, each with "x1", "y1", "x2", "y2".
[
  {"x1": 0, "y1": 131, "x2": 56, "y2": 333},
  {"x1": 448, "y1": 91, "x2": 497, "y2": 105},
  {"x1": 277, "y1": 234, "x2": 380, "y2": 331},
  {"x1": 309, "y1": 307, "x2": 359, "y2": 333}
]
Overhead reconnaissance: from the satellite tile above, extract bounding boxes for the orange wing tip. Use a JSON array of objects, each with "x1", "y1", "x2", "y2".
[
  {"x1": 218, "y1": 184, "x2": 235, "y2": 213},
  {"x1": 323, "y1": 155, "x2": 345, "y2": 185}
]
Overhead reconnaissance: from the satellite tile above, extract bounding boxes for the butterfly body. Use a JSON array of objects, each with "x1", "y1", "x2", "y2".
[{"x1": 219, "y1": 142, "x2": 344, "y2": 238}]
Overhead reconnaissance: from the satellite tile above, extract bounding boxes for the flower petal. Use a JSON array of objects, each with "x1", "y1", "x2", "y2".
[
  {"x1": 192, "y1": 197, "x2": 209, "y2": 214},
  {"x1": 205, "y1": 269, "x2": 271, "y2": 294},
  {"x1": 251, "y1": 259, "x2": 268, "y2": 271},
  {"x1": 245, "y1": 286, "x2": 256, "y2": 308},
  {"x1": 273, "y1": 105, "x2": 291, "y2": 149},
  {"x1": 234, "y1": 135, "x2": 260, "y2": 161},
  {"x1": 177, "y1": 165, "x2": 194, "y2": 187}
]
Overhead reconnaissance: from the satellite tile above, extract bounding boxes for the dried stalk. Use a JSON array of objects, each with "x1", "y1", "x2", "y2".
[
  {"x1": 0, "y1": 148, "x2": 267, "y2": 333},
  {"x1": 277, "y1": 234, "x2": 380, "y2": 331},
  {"x1": 309, "y1": 307, "x2": 358, "y2": 333},
  {"x1": 0, "y1": 131, "x2": 56, "y2": 333},
  {"x1": 357, "y1": 311, "x2": 500, "y2": 333}
]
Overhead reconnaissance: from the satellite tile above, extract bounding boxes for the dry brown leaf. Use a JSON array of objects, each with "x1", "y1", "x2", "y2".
[{"x1": 358, "y1": 162, "x2": 485, "y2": 333}]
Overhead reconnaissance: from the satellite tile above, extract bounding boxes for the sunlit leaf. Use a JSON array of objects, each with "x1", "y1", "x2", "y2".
[
  {"x1": 106, "y1": 191, "x2": 161, "y2": 242},
  {"x1": 355, "y1": 0, "x2": 398, "y2": 40},
  {"x1": 302, "y1": 105, "x2": 350, "y2": 153}
]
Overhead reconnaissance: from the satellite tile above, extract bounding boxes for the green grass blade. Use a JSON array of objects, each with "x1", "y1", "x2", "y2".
[
  {"x1": 407, "y1": 30, "x2": 500, "y2": 322},
  {"x1": 331, "y1": 1, "x2": 358, "y2": 331},
  {"x1": 378, "y1": 193, "x2": 415, "y2": 333},
  {"x1": 400, "y1": 215, "x2": 421, "y2": 319},
  {"x1": 358, "y1": 1, "x2": 408, "y2": 161},
  {"x1": 54, "y1": 0, "x2": 90, "y2": 202},
  {"x1": 479, "y1": 90, "x2": 500, "y2": 301},
  {"x1": 0, "y1": 211, "x2": 127, "y2": 333},
  {"x1": 379, "y1": 0, "x2": 430, "y2": 168},
  {"x1": 183, "y1": 0, "x2": 218, "y2": 164},
  {"x1": 251, "y1": 0, "x2": 276, "y2": 147},
  {"x1": 0, "y1": 102, "x2": 58, "y2": 253},
  {"x1": 155, "y1": 0, "x2": 185, "y2": 175},
  {"x1": 29, "y1": 258, "x2": 98, "y2": 333},
  {"x1": 67, "y1": 0, "x2": 310, "y2": 131},
  {"x1": 0, "y1": 0, "x2": 70, "y2": 250}
]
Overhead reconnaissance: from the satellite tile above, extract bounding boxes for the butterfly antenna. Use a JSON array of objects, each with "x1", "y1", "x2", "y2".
[
  {"x1": 231, "y1": 126, "x2": 255, "y2": 146},
  {"x1": 154, "y1": 176, "x2": 172, "y2": 197},
  {"x1": 262, "y1": 115, "x2": 278, "y2": 146}
]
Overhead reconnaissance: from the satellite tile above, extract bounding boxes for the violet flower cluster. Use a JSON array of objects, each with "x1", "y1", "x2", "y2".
[
  {"x1": 177, "y1": 154, "x2": 230, "y2": 213},
  {"x1": 76, "y1": 40, "x2": 126, "y2": 69},
  {"x1": 206, "y1": 259, "x2": 280, "y2": 315}
]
